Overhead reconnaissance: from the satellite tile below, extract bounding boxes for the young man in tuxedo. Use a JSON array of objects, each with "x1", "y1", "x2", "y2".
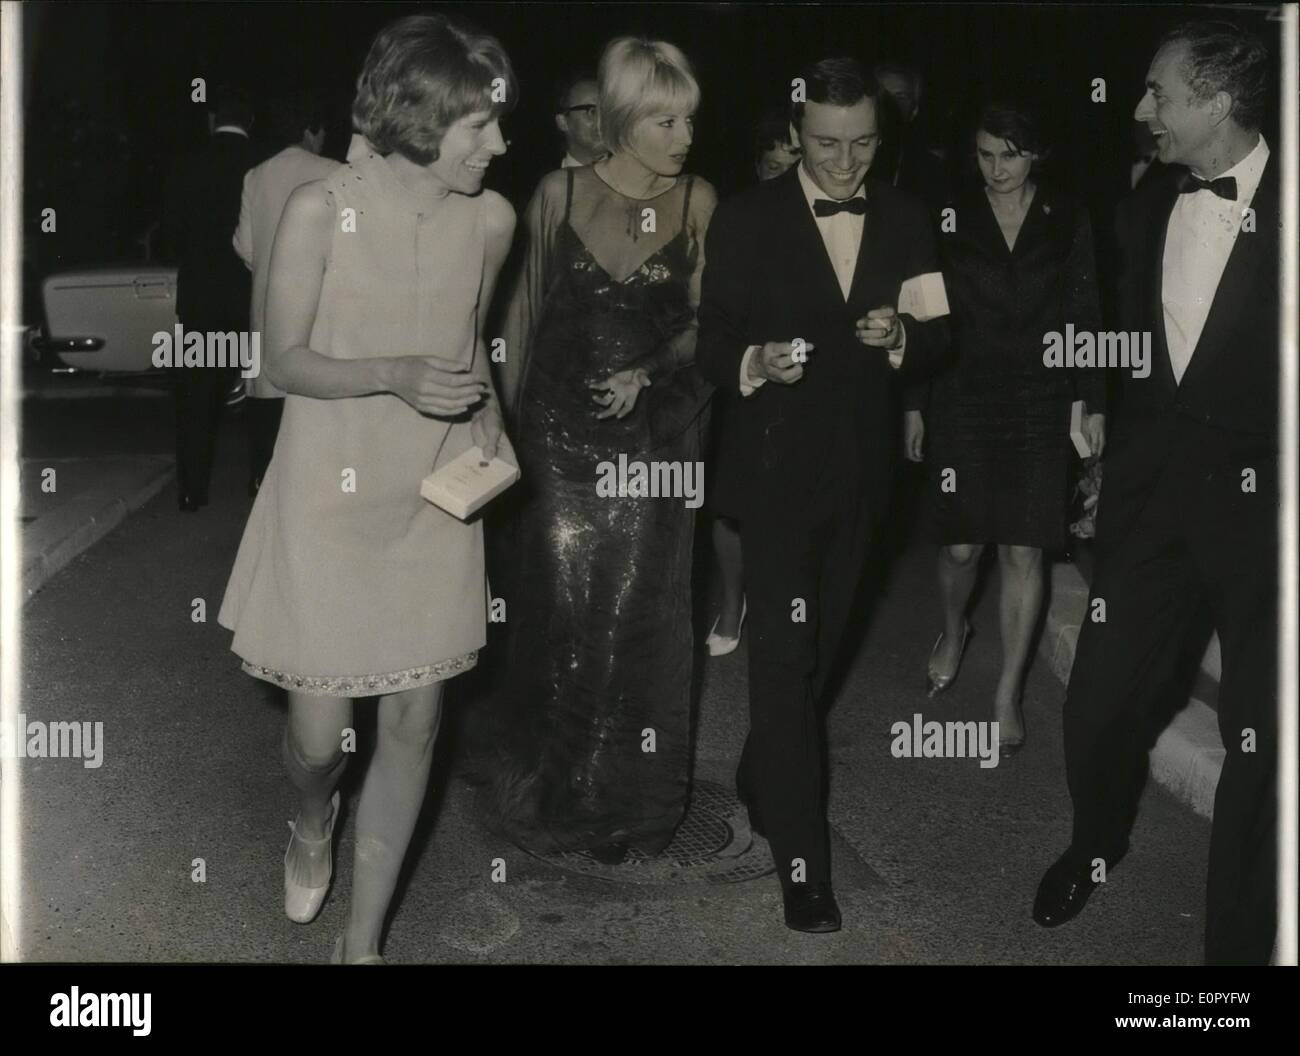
[
  {"x1": 1032, "y1": 21, "x2": 1280, "y2": 965},
  {"x1": 160, "y1": 84, "x2": 256, "y2": 511},
  {"x1": 698, "y1": 57, "x2": 950, "y2": 932}
]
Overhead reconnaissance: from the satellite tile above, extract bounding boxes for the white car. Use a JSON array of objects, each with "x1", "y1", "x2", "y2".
[
  {"x1": 34, "y1": 265, "x2": 244, "y2": 406},
  {"x1": 37, "y1": 265, "x2": 179, "y2": 373}
]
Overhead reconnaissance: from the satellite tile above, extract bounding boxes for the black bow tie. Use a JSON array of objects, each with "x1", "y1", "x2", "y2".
[
  {"x1": 1177, "y1": 171, "x2": 1237, "y2": 201},
  {"x1": 813, "y1": 196, "x2": 867, "y2": 217}
]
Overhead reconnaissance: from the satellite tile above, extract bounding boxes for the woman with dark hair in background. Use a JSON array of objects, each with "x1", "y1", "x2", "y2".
[
  {"x1": 905, "y1": 98, "x2": 1105, "y2": 754},
  {"x1": 218, "y1": 13, "x2": 517, "y2": 963},
  {"x1": 492, "y1": 36, "x2": 717, "y2": 864},
  {"x1": 705, "y1": 107, "x2": 799, "y2": 657}
]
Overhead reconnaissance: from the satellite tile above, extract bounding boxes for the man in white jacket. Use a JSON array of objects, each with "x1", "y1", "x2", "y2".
[{"x1": 233, "y1": 91, "x2": 339, "y2": 494}]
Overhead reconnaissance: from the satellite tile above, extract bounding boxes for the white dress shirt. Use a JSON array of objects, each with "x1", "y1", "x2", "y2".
[
  {"x1": 739, "y1": 164, "x2": 904, "y2": 395},
  {"x1": 1162, "y1": 136, "x2": 1269, "y2": 384}
]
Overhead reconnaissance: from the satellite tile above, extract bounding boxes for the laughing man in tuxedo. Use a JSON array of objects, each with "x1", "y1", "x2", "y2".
[
  {"x1": 1032, "y1": 21, "x2": 1280, "y2": 965},
  {"x1": 698, "y1": 57, "x2": 950, "y2": 933}
]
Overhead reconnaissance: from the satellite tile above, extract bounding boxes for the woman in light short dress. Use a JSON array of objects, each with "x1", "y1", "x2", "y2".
[{"x1": 218, "y1": 13, "x2": 517, "y2": 963}]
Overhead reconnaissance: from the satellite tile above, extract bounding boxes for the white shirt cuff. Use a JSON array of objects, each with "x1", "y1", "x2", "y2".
[
  {"x1": 739, "y1": 344, "x2": 766, "y2": 396},
  {"x1": 887, "y1": 322, "x2": 906, "y2": 369}
]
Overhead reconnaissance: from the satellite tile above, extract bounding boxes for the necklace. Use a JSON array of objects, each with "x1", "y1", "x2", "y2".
[{"x1": 594, "y1": 159, "x2": 678, "y2": 242}]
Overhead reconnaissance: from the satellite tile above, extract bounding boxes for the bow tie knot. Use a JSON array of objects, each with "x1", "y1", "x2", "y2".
[
  {"x1": 1177, "y1": 171, "x2": 1237, "y2": 201},
  {"x1": 813, "y1": 196, "x2": 868, "y2": 217}
]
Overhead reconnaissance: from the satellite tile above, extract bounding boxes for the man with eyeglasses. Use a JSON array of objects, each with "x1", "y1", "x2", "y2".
[{"x1": 554, "y1": 73, "x2": 607, "y2": 168}]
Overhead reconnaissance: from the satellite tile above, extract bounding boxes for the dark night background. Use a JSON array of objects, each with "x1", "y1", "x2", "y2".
[{"x1": 20, "y1": 1, "x2": 1282, "y2": 322}]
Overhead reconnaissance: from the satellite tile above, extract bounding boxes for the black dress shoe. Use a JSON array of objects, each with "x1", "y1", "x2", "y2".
[
  {"x1": 783, "y1": 883, "x2": 842, "y2": 933},
  {"x1": 1033, "y1": 853, "x2": 1100, "y2": 927}
]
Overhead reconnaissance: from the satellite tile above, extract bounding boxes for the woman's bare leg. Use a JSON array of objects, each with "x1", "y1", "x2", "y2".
[
  {"x1": 934, "y1": 543, "x2": 983, "y2": 673},
  {"x1": 283, "y1": 693, "x2": 352, "y2": 887},
  {"x1": 340, "y1": 681, "x2": 444, "y2": 960},
  {"x1": 994, "y1": 544, "x2": 1044, "y2": 741}
]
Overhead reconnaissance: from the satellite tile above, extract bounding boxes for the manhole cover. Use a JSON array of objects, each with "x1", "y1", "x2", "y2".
[{"x1": 527, "y1": 778, "x2": 774, "y2": 885}]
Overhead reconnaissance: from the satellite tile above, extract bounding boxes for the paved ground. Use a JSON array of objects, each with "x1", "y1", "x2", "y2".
[{"x1": 18, "y1": 400, "x2": 1211, "y2": 964}]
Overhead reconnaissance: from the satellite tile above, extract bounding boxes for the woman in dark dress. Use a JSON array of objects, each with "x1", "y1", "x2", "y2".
[
  {"x1": 907, "y1": 100, "x2": 1106, "y2": 752},
  {"x1": 491, "y1": 37, "x2": 717, "y2": 862}
]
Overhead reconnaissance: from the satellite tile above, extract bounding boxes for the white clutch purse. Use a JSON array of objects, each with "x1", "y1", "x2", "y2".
[{"x1": 420, "y1": 445, "x2": 520, "y2": 520}]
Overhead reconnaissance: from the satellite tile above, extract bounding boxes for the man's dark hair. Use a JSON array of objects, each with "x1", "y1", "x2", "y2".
[
  {"x1": 791, "y1": 56, "x2": 877, "y2": 130},
  {"x1": 554, "y1": 71, "x2": 597, "y2": 115},
  {"x1": 211, "y1": 83, "x2": 254, "y2": 131},
  {"x1": 1159, "y1": 20, "x2": 1270, "y2": 132},
  {"x1": 268, "y1": 89, "x2": 325, "y2": 149}
]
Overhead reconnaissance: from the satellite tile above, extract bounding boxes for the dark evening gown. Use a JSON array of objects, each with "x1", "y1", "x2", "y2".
[
  {"x1": 490, "y1": 165, "x2": 715, "y2": 856},
  {"x1": 924, "y1": 183, "x2": 1106, "y2": 551}
]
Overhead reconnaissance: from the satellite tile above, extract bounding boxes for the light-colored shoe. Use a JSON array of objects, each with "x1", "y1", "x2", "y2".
[
  {"x1": 706, "y1": 598, "x2": 747, "y2": 657},
  {"x1": 925, "y1": 620, "x2": 972, "y2": 698},
  {"x1": 284, "y1": 790, "x2": 340, "y2": 924},
  {"x1": 331, "y1": 933, "x2": 385, "y2": 965}
]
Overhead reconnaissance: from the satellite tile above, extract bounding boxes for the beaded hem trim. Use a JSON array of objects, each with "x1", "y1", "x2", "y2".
[{"x1": 242, "y1": 652, "x2": 477, "y2": 696}]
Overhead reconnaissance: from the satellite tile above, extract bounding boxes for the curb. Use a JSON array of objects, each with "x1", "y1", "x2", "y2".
[
  {"x1": 22, "y1": 385, "x2": 169, "y2": 401},
  {"x1": 22, "y1": 458, "x2": 175, "y2": 601},
  {"x1": 1040, "y1": 559, "x2": 1222, "y2": 820}
]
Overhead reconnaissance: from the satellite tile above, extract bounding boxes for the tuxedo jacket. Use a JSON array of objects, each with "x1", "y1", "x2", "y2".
[
  {"x1": 697, "y1": 167, "x2": 950, "y2": 525},
  {"x1": 1099, "y1": 152, "x2": 1280, "y2": 551},
  {"x1": 160, "y1": 130, "x2": 255, "y2": 327}
]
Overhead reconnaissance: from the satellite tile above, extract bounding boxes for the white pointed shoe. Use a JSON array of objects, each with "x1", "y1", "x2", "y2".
[
  {"x1": 706, "y1": 598, "x2": 747, "y2": 657},
  {"x1": 284, "y1": 790, "x2": 340, "y2": 924}
]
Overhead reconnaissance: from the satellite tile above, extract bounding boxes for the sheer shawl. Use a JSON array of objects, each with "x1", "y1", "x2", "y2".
[{"x1": 499, "y1": 165, "x2": 717, "y2": 448}]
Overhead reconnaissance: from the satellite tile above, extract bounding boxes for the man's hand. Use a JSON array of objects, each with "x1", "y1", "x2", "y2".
[
  {"x1": 855, "y1": 306, "x2": 902, "y2": 350},
  {"x1": 749, "y1": 340, "x2": 815, "y2": 385},
  {"x1": 1083, "y1": 411, "x2": 1106, "y2": 459},
  {"x1": 903, "y1": 409, "x2": 924, "y2": 462}
]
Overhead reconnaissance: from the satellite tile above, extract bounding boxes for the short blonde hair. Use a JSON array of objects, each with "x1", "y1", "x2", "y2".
[{"x1": 597, "y1": 37, "x2": 700, "y2": 152}]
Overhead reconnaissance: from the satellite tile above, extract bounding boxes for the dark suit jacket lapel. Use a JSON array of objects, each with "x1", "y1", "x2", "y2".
[
  {"x1": 1176, "y1": 152, "x2": 1278, "y2": 393},
  {"x1": 846, "y1": 180, "x2": 885, "y2": 308},
  {"x1": 777, "y1": 166, "x2": 856, "y2": 314},
  {"x1": 1146, "y1": 176, "x2": 1180, "y2": 395}
]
